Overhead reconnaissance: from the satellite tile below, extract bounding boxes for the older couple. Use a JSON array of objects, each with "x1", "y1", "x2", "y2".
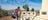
[{"x1": 12, "y1": 7, "x2": 21, "y2": 20}]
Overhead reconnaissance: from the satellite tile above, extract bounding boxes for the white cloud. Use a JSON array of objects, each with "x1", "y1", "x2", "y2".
[
  {"x1": 1, "y1": 4, "x2": 24, "y2": 10},
  {"x1": 0, "y1": 0, "x2": 7, "y2": 2},
  {"x1": 3, "y1": 0, "x2": 7, "y2": 2},
  {"x1": 28, "y1": 2, "x2": 41, "y2": 10},
  {"x1": 0, "y1": 0, "x2": 41, "y2": 10},
  {"x1": 1, "y1": 4, "x2": 18, "y2": 10},
  {"x1": 16, "y1": 0, "x2": 29, "y2": 4}
]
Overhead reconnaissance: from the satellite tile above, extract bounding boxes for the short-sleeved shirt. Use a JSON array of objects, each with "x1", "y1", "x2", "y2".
[
  {"x1": 12, "y1": 12, "x2": 18, "y2": 17},
  {"x1": 17, "y1": 9, "x2": 21, "y2": 17}
]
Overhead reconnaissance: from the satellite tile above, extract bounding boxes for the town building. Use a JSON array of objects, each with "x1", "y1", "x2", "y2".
[
  {"x1": 20, "y1": 11, "x2": 36, "y2": 20},
  {"x1": 20, "y1": 0, "x2": 48, "y2": 20}
]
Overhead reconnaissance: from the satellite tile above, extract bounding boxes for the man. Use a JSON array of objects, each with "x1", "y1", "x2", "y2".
[
  {"x1": 17, "y1": 7, "x2": 21, "y2": 17},
  {"x1": 17, "y1": 7, "x2": 21, "y2": 20},
  {"x1": 12, "y1": 9, "x2": 18, "y2": 20}
]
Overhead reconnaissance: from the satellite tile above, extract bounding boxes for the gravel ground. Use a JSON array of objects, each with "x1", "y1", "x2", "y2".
[
  {"x1": 0, "y1": 16, "x2": 13, "y2": 20},
  {"x1": 0, "y1": 16, "x2": 20, "y2": 20}
]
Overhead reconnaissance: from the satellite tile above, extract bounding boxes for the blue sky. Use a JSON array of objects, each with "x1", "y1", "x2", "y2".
[{"x1": 0, "y1": 0, "x2": 42, "y2": 10}]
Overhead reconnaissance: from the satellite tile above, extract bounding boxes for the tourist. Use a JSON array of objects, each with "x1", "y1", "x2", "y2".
[
  {"x1": 12, "y1": 9, "x2": 18, "y2": 20},
  {"x1": 17, "y1": 7, "x2": 21, "y2": 20}
]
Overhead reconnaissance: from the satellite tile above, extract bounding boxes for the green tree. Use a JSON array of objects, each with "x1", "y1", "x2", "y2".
[
  {"x1": 31, "y1": 8, "x2": 34, "y2": 11},
  {"x1": 0, "y1": 5, "x2": 3, "y2": 14},
  {"x1": 0, "y1": 5, "x2": 1, "y2": 10},
  {"x1": 27, "y1": 8, "x2": 29, "y2": 11},
  {"x1": 23, "y1": 4, "x2": 29, "y2": 11},
  {"x1": 0, "y1": 6, "x2": 9, "y2": 17}
]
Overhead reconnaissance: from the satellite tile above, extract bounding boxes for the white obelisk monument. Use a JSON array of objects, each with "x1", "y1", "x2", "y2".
[{"x1": 40, "y1": 0, "x2": 48, "y2": 19}]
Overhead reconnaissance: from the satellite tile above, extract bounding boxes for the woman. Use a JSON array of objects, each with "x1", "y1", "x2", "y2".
[{"x1": 12, "y1": 9, "x2": 18, "y2": 20}]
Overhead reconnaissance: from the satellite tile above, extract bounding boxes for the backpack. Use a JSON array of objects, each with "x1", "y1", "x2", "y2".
[{"x1": 12, "y1": 12, "x2": 18, "y2": 19}]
